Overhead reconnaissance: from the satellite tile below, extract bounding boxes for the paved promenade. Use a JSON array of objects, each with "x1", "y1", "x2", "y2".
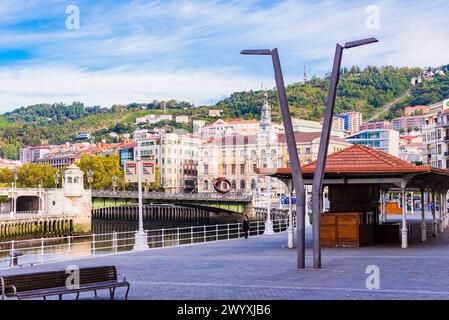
[{"x1": 3, "y1": 223, "x2": 449, "y2": 300}]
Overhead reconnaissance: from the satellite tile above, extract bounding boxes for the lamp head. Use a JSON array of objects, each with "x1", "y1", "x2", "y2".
[
  {"x1": 240, "y1": 49, "x2": 272, "y2": 56},
  {"x1": 344, "y1": 37, "x2": 378, "y2": 49}
]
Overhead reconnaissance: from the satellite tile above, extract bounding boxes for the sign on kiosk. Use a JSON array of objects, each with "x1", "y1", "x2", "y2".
[
  {"x1": 124, "y1": 161, "x2": 137, "y2": 183},
  {"x1": 124, "y1": 160, "x2": 156, "y2": 183},
  {"x1": 142, "y1": 162, "x2": 155, "y2": 183}
]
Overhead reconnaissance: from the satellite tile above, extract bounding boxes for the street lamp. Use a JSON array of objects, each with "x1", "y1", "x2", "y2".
[
  {"x1": 312, "y1": 37, "x2": 378, "y2": 269},
  {"x1": 264, "y1": 176, "x2": 274, "y2": 234},
  {"x1": 10, "y1": 168, "x2": 18, "y2": 217},
  {"x1": 241, "y1": 48, "x2": 306, "y2": 268},
  {"x1": 87, "y1": 169, "x2": 94, "y2": 190},
  {"x1": 133, "y1": 139, "x2": 149, "y2": 250},
  {"x1": 54, "y1": 172, "x2": 60, "y2": 189},
  {"x1": 112, "y1": 175, "x2": 117, "y2": 193}
]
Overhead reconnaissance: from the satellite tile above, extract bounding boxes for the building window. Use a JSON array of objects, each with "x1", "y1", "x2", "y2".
[
  {"x1": 204, "y1": 164, "x2": 209, "y2": 174},
  {"x1": 231, "y1": 180, "x2": 236, "y2": 190},
  {"x1": 252, "y1": 163, "x2": 257, "y2": 172},
  {"x1": 240, "y1": 164, "x2": 245, "y2": 174},
  {"x1": 240, "y1": 180, "x2": 246, "y2": 190},
  {"x1": 222, "y1": 164, "x2": 227, "y2": 174},
  {"x1": 231, "y1": 164, "x2": 236, "y2": 174},
  {"x1": 68, "y1": 177, "x2": 73, "y2": 183},
  {"x1": 204, "y1": 180, "x2": 208, "y2": 190},
  {"x1": 251, "y1": 179, "x2": 257, "y2": 190}
]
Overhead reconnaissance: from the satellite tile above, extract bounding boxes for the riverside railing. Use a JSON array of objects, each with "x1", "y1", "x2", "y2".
[
  {"x1": 0, "y1": 218, "x2": 290, "y2": 269},
  {"x1": 91, "y1": 190, "x2": 253, "y2": 201}
]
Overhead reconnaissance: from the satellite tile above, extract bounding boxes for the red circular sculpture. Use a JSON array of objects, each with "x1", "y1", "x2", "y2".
[{"x1": 213, "y1": 177, "x2": 232, "y2": 194}]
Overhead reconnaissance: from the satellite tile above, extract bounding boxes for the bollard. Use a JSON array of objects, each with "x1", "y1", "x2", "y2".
[
  {"x1": 161, "y1": 229, "x2": 165, "y2": 247},
  {"x1": 40, "y1": 237, "x2": 45, "y2": 263},
  {"x1": 9, "y1": 240, "x2": 14, "y2": 267},
  {"x1": 177, "y1": 228, "x2": 180, "y2": 246},
  {"x1": 92, "y1": 234, "x2": 96, "y2": 254},
  {"x1": 67, "y1": 235, "x2": 72, "y2": 252},
  {"x1": 112, "y1": 232, "x2": 118, "y2": 252}
]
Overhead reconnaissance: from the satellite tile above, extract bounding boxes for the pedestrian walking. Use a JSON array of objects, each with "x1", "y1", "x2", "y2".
[{"x1": 242, "y1": 214, "x2": 250, "y2": 239}]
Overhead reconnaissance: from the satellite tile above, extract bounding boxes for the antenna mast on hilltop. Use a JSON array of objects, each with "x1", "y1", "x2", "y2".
[{"x1": 303, "y1": 65, "x2": 308, "y2": 83}]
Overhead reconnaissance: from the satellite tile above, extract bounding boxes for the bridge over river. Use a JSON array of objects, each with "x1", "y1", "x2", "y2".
[{"x1": 91, "y1": 190, "x2": 255, "y2": 216}]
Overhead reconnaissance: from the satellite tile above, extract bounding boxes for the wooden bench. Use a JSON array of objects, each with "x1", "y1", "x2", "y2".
[{"x1": 1, "y1": 266, "x2": 130, "y2": 300}]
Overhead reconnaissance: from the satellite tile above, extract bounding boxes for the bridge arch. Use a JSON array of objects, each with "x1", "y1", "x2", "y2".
[{"x1": 16, "y1": 195, "x2": 40, "y2": 212}]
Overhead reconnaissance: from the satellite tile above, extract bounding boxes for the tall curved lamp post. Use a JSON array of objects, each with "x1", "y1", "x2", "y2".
[
  {"x1": 312, "y1": 38, "x2": 378, "y2": 269},
  {"x1": 241, "y1": 48, "x2": 306, "y2": 268}
]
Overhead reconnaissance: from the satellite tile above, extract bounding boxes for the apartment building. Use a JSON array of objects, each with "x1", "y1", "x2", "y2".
[
  {"x1": 344, "y1": 129, "x2": 400, "y2": 157},
  {"x1": 336, "y1": 111, "x2": 363, "y2": 134},
  {"x1": 134, "y1": 130, "x2": 200, "y2": 193},
  {"x1": 359, "y1": 121, "x2": 392, "y2": 131}
]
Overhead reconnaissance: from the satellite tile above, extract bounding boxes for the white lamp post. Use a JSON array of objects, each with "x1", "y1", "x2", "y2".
[
  {"x1": 264, "y1": 176, "x2": 275, "y2": 235},
  {"x1": 9, "y1": 169, "x2": 17, "y2": 218},
  {"x1": 134, "y1": 139, "x2": 149, "y2": 250}
]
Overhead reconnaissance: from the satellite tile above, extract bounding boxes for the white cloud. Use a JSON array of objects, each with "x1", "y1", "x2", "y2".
[
  {"x1": 1, "y1": 0, "x2": 449, "y2": 111},
  {"x1": 0, "y1": 65, "x2": 266, "y2": 112}
]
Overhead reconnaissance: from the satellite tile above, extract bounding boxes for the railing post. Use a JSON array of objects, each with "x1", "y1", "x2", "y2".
[
  {"x1": 177, "y1": 227, "x2": 180, "y2": 246},
  {"x1": 203, "y1": 225, "x2": 206, "y2": 243},
  {"x1": 161, "y1": 229, "x2": 165, "y2": 247},
  {"x1": 238, "y1": 223, "x2": 241, "y2": 238},
  {"x1": 40, "y1": 237, "x2": 44, "y2": 263},
  {"x1": 257, "y1": 221, "x2": 260, "y2": 235},
  {"x1": 10, "y1": 240, "x2": 14, "y2": 267},
  {"x1": 227, "y1": 223, "x2": 230, "y2": 240},
  {"x1": 216, "y1": 224, "x2": 218, "y2": 241},
  {"x1": 191, "y1": 226, "x2": 194, "y2": 244},
  {"x1": 145, "y1": 230, "x2": 149, "y2": 247},
  {"x1": 112, "y1": 231, "x2": 118, "y2": 252},
  {"x1": 67, "y1": 235, "x2": 72, "y2": 252},
  {"x1": 92, "y1": 234, "x2": 96, "y2": 254}
]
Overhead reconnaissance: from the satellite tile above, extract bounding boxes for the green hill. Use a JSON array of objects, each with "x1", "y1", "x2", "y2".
[{"x1": 1, "y1": 64, "x2": 449, "y2": 160}]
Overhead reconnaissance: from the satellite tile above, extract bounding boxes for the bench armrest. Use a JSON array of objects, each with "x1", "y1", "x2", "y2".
[
  {"x1": 1, "y1": 277, "x2": 4, "y2": 300},
  {"x1": 118, "y1": 273, "x2": 127, "y2": 282},
  {"x1": 0, "y1": 278, "x2": 14, "y2": 300},
  {"x1": 3, "y1": 284, "x2": 17, "y2": 298}
]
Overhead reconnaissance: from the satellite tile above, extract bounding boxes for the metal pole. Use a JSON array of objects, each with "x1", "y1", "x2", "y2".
[
  {"x1": 287, "y1": 180, "x2": 294, "y2": 248},
  {"x1": 264, "y1": 177, "x2": 274, "y2": 234},
  {"x1": 134, "y1": 139, "x2": 149, "y2": 250},
  {"x1": 312, "y1": 44, "x2": 344, "y2": 269},
  {"x1": 271, "y1": 49, "x2": 306, "y2": 268},
  {"x1": 420, "y1": 189, "x2": 426, "y2": 242}
]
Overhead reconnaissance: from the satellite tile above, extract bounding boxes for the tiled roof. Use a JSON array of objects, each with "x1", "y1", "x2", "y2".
[
  {"x1": 258, "y1": 144, "x2": 433, "y2": 175},
  {"x1": 299, "y1": 144, "x2": 421, "y2": 173}
]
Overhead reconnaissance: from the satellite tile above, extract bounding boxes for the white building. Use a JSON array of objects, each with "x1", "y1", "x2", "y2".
[
  {"x1": 20, "y1": 146, "x2": 52, "y2": 164},
  {"x1": 175, "y1": 115, "x2": 190, "y2": 124},
  {"x1": 344, "y1": 129, "x2": 400, "y2": 157},
  {"x1": 135, "y1": 130, "x2": 200, "y2": 193},
  {"x1": 293, "y1": 119, "x2": 346, "y2": 138},
  {"x1": 193, "y1": 120, "x2": 206, "y2": 132}
]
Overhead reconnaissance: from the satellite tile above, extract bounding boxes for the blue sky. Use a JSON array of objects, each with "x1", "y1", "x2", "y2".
[{"x1": 0, "y1": 0, "x2": 448, "y2": 112}]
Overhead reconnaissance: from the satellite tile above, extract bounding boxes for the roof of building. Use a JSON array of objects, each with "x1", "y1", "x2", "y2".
[
  {"x1": 203, "y1": 132, "x2": 349, "y2": 147},
  {"x1": 258, "y1": 144, "x2": 445, "y2": 175}
]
